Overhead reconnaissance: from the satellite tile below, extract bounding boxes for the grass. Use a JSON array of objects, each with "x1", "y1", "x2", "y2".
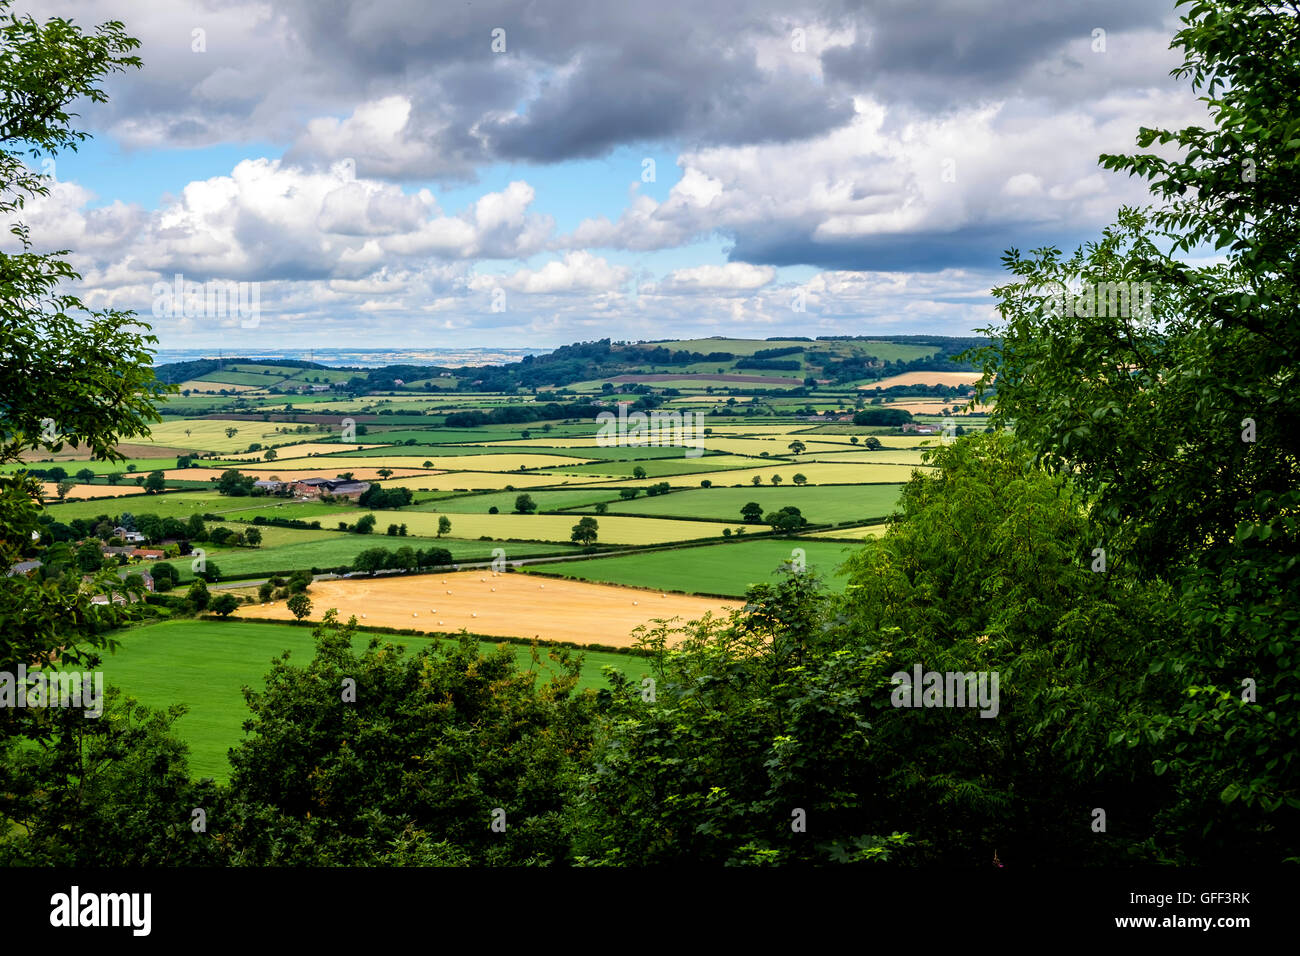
[
  {"x1": 317, "y1": 509, "x2": 735, "y2": 545},
  {"x1": 526, "y1": 537, "x2": 864, "y2": 597},
  {"x1": 103, "y1": 618, "x2": 650, "y2": 780},
  {"x1": 408, "y1": 488, "x2": 628, "y2": 513},
  {"x1": 576, "y1": 483, "x2": 903, "y2": 524},
  {"x1": 177, "y1": 534, "x2": 578, "y2": 581}
]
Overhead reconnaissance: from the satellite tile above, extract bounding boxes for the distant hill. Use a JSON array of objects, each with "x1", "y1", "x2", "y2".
[{"x1": 152, "y1": 335, "x2": 987, "y2": 395}]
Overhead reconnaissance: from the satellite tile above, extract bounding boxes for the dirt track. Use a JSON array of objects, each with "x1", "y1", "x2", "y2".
[{"x1": 234, "y1": 571, "x2": 740, "y2": 647}]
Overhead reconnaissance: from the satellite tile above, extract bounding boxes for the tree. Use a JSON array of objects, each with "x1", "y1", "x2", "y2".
[
  {"x1": 571, "y1": 516, "x2": 599, "y2": 546},
  {"x1": 387, "y1": 523, "x2": 399, "y2": 536},
  {"x1": 514, "y1": 493, "x2": 537, "y2": 514},
  {"x1": 968, "y1": 0, "x2": 1300, "y2": 861},
  {"x1": 263, "y1": 448, "x2": 277, "y2": 461},
  {"x1": 354, "y1": 514, "x2": 376, "y2": 535},
  {"x1": 618, "y1": 488, "x2": 639, "y2": 500},
  {"x1": 216, "y1": 469, "x2": 254, "y2": 496},
  {"x1": 258, "y1": 582, "x2": 273, "y2": 602},
  {"x1": 437, "y1": 516, "x2": 452, "y2": 538},
  {"x1": 853, "y1": 408, "x2": 911, "y2": 426},
  {"x1": 594, "y1": 501, "x2": 608, "y2": 515},
  {"x1": 150, "y1": 561, "x2": 177, "y2": 592},
  {"x1": 864, "y1": 436, "x2": 882, "y2": 451},
  {"x1": 792, "y1": 473, "x2": 807, "y2": 486},
  {"x1": 225, "y1": 427, "x2": 238, "y2": 439},
  {"x1": 211, "y1": 593, "x2": 239, "y2": 617},
  {"x1": 751, "y1": 475, "x2": 762, "y2": 486},
  {"x1": 55, "y1": 479, "x2": 74, "y2": 501},
  {"x1": 243, "y1": 526, "x2": 262, "y2": 547},
  {"x1": 286, "y1": 592, "x2": 312, "y2": 621},
  {"x1": 740, "y1": 502, "x2": 764, "y2": 523},
  {"x1": 105, "y1": 471, "x2": 122, "y2": 485},
  {"x1": 376, "y1": 467, "x2": 393, "y2": 479},
  {"x1": 632, "y1": 466, "x2": 647, "y2": 480},
  {"x1": 144, "y1": 469, "x2": 165, "y2": 494},
  {"x1": 74, "y1": 539, "x2": 103, "y2": 573},
  {"x1": 196, "y1": 561, "x2": 221, "y2": 584},
  {"x1": 186, "y1": 579, "x2": 210, "y2": 611},
  {"x1": 75, "y1": 468, "x2": 94, "y2": 482},
  {"x1": 353, "y1": 547, "x2": 389, "y2": 576},
  {"x1": 764, "y1": 506, "x2": 805, "y2": 532},
  {"x1": 770, "y1": 475, "x2": 783, "y2": 486},
  {"x1": 788, "y1": 441, "x2": 806, "y2": 455},
  {"x1": 217, "y1": 611, "x2": 595, "y2": 864}
]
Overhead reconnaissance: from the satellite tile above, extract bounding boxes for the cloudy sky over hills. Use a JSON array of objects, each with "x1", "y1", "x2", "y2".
[{"x1": 10, "y1": 0, "x2": 1202, "y2": 349}]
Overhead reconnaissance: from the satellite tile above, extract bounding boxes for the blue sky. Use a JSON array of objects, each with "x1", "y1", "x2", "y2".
[{"x1": 9, "y1": 0, "x2": 1195, "y2": 350}]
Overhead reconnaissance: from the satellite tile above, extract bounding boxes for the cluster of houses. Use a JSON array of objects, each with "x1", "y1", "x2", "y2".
[{"x1": 253, "y1": 477, "x2": 371, "y2": 499}]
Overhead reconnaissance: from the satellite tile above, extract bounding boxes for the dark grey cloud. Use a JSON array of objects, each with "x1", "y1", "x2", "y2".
[{"x1": 24, "y1": 0, "x2": 1179, "y2": 181}]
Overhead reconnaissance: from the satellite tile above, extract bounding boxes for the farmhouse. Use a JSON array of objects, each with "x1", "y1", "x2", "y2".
[
  {"x1": 129, "y1": 548, "x2": 166, "y2": 560},
  {"x1": 902, "y1": 423, "x2": 940, "y2": 435},
  {"x1": 113, "y1": 526, "x2": 146, "y2": 544},
  {"x1": 291, "y1": 477, "x2": 371, "y2": 500}
]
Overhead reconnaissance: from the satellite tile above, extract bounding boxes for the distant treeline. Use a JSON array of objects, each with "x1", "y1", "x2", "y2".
[
  {"x1": 154, "y1": 356, "x2": 335, "y2": 385},
  {"x1": 442, "y1": 401, "x2": 608, "y2": 428}
]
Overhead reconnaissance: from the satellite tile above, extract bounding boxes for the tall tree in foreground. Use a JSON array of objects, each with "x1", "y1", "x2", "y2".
[
  {"x1": 970, "y1": 0, "x2": 1299, "y2": 860},
  {"x1": 0, "y1": 0, "x2": 166, "y2": 732}
]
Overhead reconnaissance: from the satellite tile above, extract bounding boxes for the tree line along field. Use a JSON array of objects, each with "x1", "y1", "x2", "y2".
[{"x1": 102, "y1": 618, "x2": 654, "y2": 780}]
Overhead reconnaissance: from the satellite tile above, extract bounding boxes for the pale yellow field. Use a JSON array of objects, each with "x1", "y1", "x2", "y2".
[
  {"x1": 175, "y1": 379, "x2": 264, "y2": 393},
  {"x1": 220, "y1": 442, "x2": 381, "y2": 460},
  {"x1": 688, "y1": 437, "x2": 848, "y2": 456},
  {"x1": 617, "y1": 461, "x2": 931, "y2": 488},
  {"x1": 861, "y1": 371, "x2": 982, "y2": 389},
  {"x1": 235, "y1": 571, "x2": 739, "y2": 648},
  {"x1": 879, "y1": 400, "x2": 990, "y2": 414},
  {"x1": 802, "y1": 524, "x2": 888, "y2": 540},
  {"x1": 267, "y1": 453, "x2": 595, "y2": 471},
  {"x1": 40, "y1": 482, "x2": 155, "y2": 500},
  {"x1": 316, "y1": 509, "x2": 732, "y2": 545},
  {"x1": 801, "y1": 448, "x2": 933, "y2": 465},
  {"x1": 135, "y1": 419, "x2": 340, "y2": 453},
  {"x1": 378, "y1": 471, "x2": 608, "y2": 491},
  {"x1": 161, "y1": 466, "x2": 441, "y2": 482}
]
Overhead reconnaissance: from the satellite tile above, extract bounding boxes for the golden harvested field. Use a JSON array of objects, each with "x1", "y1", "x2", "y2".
[
  {"x1": 317, "y1": 509, "x2": 734, "y2": 544},
  {"x1": 40, "y1": 482, "x2": 155, "y2": 500},
  {"x1": 618, "y1": 460, "x2": 931, "y2": 487},
  {"x1": 162, "y1": 466, "x2": 440, "y2": 482},
  {"x1": 235, "y1": 571, "x2": 739, "y2": 648},
  {"x1": 861, "y1": 371, "x2": 982, "y2": 389}
]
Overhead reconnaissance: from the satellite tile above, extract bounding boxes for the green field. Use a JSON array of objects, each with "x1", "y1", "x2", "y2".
[
  {"x1": 527, "y1": 537, "x2": 864, "y2": 596},
  {"x1": 409, "y1": 488, "x2": 628, "y2": 513},
  {"x1": 577, "y1": 483, "x2": 903, "y2": 525},
  {"x1": 180, "y1": 533, "x2": 579, "y2": 581},
  {"x1": 102, "y1": 619, "x2": 651, "y2": 780}
]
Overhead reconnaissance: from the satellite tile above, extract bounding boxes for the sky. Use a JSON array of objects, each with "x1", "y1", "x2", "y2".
[{"x1": 6, "y1": 0, "x2": 1204, "y2": 351}]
